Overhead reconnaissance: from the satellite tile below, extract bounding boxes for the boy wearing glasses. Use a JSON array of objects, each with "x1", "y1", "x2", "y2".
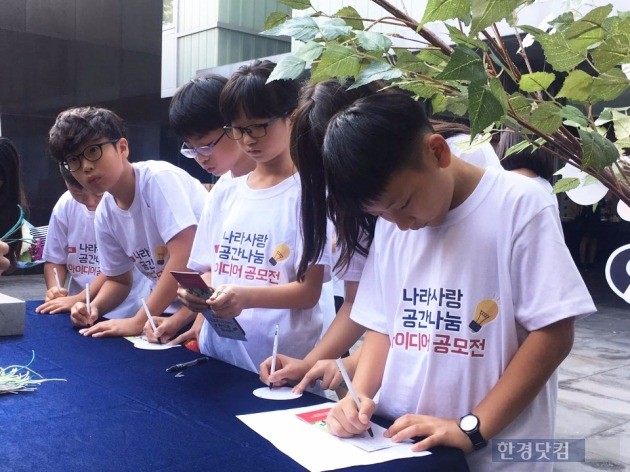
[
  {"x1": 48, "y1": 107, "x2": 207, "y2": 338},
  {"x1": 36, "y1": 164, "x2": 151, "y2": 319},
  {"x1": 140, "y1": 74, "x2": 257, "y2": 343}
]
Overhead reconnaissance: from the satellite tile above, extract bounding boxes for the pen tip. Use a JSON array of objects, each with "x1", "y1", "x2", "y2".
[
  {"x1": 269, "y1": 383, "x2": 274, "y2": 390},
  {"x1": 368, "y1": 428, "x2": 374, "y2": 438}
]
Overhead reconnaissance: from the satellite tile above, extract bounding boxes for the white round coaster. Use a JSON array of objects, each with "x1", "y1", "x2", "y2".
[{"x1": 252, "y1": 386, "x2": 303, "y2": 400}]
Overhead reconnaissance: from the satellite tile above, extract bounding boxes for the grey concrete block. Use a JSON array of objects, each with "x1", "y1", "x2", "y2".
[{"x1": 0, "y1": 292, "x2": 25, "y2": 336}]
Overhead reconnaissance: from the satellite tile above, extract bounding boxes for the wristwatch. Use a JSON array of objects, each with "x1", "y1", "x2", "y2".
[{"x1": 459, "y1": 413, "x2": 488, "y2": 450}]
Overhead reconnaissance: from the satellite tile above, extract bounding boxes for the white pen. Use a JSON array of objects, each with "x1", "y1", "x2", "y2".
[
  {"x1": 336, "y1": 358, "x2": 374, "y2": 438},
  {"x1": 269, "y1": 324, "x2": 279, "y2": 389},
  {"x1": 53, "y1": 267, "x2": 62, "y2": 290},
  {"x1": 85, "y1": 283, "x2": 91, "y2": 317},
  {"x1": 141, "y1": 298, "x2": 161, "y2": 343}
]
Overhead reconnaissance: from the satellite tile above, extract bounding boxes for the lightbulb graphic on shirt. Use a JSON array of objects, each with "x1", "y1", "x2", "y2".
[
  {"x1": 269, "y1": 243, "x2": 290, "y2": 266},
  {"x1": 154, "y1": 245, "x2": 168, "y2": 265},
  {"x1": 468, "y1": 299, "x2": 499, "y2": 333}
]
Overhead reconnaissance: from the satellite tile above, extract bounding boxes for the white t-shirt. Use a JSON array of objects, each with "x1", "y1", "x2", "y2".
[
  {"x1": 189, "y1": 173, "x2": 334, "y2": 373},
  {"x1": 95, "y1": 161, "x2": 207, "y2": 312},
  {"x1": 446, "y1": 134, "x2": 502, "y2": 169},
  {"x1": 43, "y1": 191, "x2": 152, "y2": 319},
  {"x1": 351, "y1": 167, "x2": 595, "y2": 472}
]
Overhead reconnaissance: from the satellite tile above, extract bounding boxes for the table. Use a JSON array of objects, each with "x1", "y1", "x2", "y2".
[{"x1": 0, "y1": 301, "x2": 470, "y2": 472}]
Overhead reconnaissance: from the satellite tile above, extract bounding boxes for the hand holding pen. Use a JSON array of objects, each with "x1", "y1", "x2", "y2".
[
  {"x1": 336, "y1": 358, "x2": 374, "y2": 438},
  {"x1": 141, "y1": 298, "x2": 162, "y2": 344}
]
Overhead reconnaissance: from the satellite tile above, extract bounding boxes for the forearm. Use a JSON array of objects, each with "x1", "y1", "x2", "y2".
[
  {"x1": 92, "y1": 272, "x2": 133, "y2": 315},
  {"x1": 475, "y1": 317, "x2": 575, "y2": 440},
  {"x1": 351, "y1": 330, "x2": 390, "y2": 398},
  {"x1": 303, "y1": 313, "x2": 365, "y2": 367},
  {"x1": 44, "y1": 262, "x2": 67, "y2": 289}
]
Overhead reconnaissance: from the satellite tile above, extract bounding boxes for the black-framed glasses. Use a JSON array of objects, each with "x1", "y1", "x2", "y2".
[
  {"x1": 223, "y1": 117, "x2": 279, "y2": 141},
  {"x1": 63, "y1": 139, "x2": 121, "y2": 172},
  {"x1": 180, "y1": 131, "x2": 226, "y2": 159}
]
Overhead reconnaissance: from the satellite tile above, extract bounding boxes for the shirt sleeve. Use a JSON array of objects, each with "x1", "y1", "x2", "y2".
[
  {"x1": 95, "y1": 207, "x2": 134, "y2": 277},
  {"x1": 187, "y1": 187, "x2": 216, "y2": 274},
  {"x1": 511, "y1": 205, "x2": 596, "y2": 331}
]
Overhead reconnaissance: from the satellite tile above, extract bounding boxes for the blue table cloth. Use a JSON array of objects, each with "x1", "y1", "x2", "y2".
[{"x1": 0, "y1": 301, "x2": 470, "y2": 472}]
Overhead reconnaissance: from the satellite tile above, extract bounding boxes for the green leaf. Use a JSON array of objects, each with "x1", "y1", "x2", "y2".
[
  {"x1": 262, "y1": 16, "x2": 319, "y2": 42},
  {"x1": 470, "y1": 0, "x2": 521, "y2": 36},
  {"x1": 397, "y1": 79, "x2": 439, "y2": 98},
  {"x1": 564, "y1": 4, "x2": 612, "y2": 53},
  {"x1": 279, "y1": 0, "x2": 311, "y2": 10},
  {"x1": 445, "y1": 24, "x2": 488, "y2": 51},
  {"x1": 529, "y1": 102, "x2": 562, "y2": 134},
  {"x1": 311, "y1": 44, "x2": 361, "y2": 82},
  {"x1": 519, "y1": 72, "x2": 556, "y2": 92},
  {"x1": 489, "y1": 76, "x2": 508, "y2": 113},
  {"x1": 354, "y1": 30, "x2": 392, "y2": 52},
  {"x1": 266, "y1": 55, "x2": 306, "y2": 82},
  {"x1": 318, "y1": 18, "x2": 352, "y2": 41},
  {"x1": 395, "y1": 49, "x2": 430, "y2": 74},
  {"x1": 521, "y1": 27, "x2": 585, "y2": 72},
  {"x1": 611, "y1": 110, "x2": 630, "y2": 141},
  {"x1": 417, "y1": 49, "x2": 449, "y2": 66},
  {"x1": 591, "y1": 35, "x2": 630, "y2": 73},
  {"x1": 556, "y1": 70, "x2": 592, "y2": 102},
  {"x1": 348, "y1": 61, "x2": 403, "y2": 89},
  {"x1": 590, "y1": 68, "x2": 630, "y2": 102},
  {"x1": 264, "y1": 12, "x2": 290, "y2": 32},
  {"x1": 578, "y1": 128, "x2": 619, "y2": 171},
  {"x1": 508, "y1": 93, "x2": 531, "y2": 121},
  {"x1": 335, "y1": 6, "x2": 364, "y2": 30},
  {"x1": 468, "y1": 80, "x2": 505, "y2": 137},
  {"x1": 436, "y1": 46, "x2": 486, "y2": 82},
  {"x1": 552, "y1": 178, "x2": 581, "y2": 194},
  {"x1": 503, "y1": 138, "x2": 535, "y2": 158},
  {"x1": 610, "y1": 15, "x2": 630, "y2": 38},
  {"x1": 444, "y1": 96, "x2": 469, "y2": 116},
  {"x1": 559, "y1": 105, "x2": 588, "y2": 127},
  {"x1": 548, "y1": 12, "x2": 574, "y2": 30},
  {"x1": 432, "y1": 94, "x2": 448, "y2": 113},
  {"x1": 420, "y1": 0, "x2": 470, "y2": 26},
  {"x1": 295, "y1": 41, "x2": 324, "y2": 61}
]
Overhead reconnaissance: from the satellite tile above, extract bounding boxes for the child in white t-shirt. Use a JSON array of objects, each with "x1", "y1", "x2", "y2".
[
  {"x1": 176, "y1": 60, "x2": 333, "y2": 372},
  {"x1": 320, "y1": 92, "x2": 595, "y2": 472},
  {"x1": 47, "y1": 107, "x2": 208, "y2": 337},
  {"x1": 141, "y1": 73, "x2": 256, "y2": 343},
  {"x1": 36, "y1": 165, "x2": 151, "y2": 319}
]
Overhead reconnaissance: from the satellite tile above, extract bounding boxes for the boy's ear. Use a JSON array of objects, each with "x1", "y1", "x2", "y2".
[
  {"x1": 427, "y1": 134, "x2": 451, "y2": 168},
  {"x1": 117, "y1": 138, "x2": 130, "y2": 159}
]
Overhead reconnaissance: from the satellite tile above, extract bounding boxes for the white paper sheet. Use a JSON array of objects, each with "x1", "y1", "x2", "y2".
[{"x1": 237, "y1": 402, "x2": 431, "y2": 472}]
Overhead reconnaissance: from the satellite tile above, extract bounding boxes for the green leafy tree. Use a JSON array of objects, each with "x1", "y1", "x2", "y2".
[{"x1": 263, "y1": 0, "x2": 630, "y2": 206}]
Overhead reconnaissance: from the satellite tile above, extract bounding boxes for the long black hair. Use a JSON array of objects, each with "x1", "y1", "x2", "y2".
[
  {"x1": 291, "y1": 79, "x2": 386, "y2": 279},
  {"x1": 0, "y1": 137, "x2": 28, "y2": 272}
]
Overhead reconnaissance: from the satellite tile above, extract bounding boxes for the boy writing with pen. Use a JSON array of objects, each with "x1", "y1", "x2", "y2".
[
  {"x1": 298, "y1": 91, "x2": 594, "y2": 471},
  {"x1": 47, "y1": 107, "x2": 207, "y2": 336}
]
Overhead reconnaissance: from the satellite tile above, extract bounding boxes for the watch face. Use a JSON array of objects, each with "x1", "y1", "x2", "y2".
[{"x1": 460, "y1": 414, "x2": 479, "y2": 431}]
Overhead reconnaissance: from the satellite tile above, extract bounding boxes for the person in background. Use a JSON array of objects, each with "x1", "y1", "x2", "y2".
[
  {"x1": 0, "y1": 137, "x2": 29, "y2": 274},
  {"x1": 36, "y1": 164, "x2": 151, "y2": 318}
]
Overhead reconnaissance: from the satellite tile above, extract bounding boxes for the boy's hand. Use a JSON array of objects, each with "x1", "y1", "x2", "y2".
[
  {"x1": 36, "y1": 293, "x2": 78, "y2": 314},
  {"x1": 144, "y1": 316, "x2": 178, "y2": 344},
  {"x1": 70, "y1": 301, "x2": 99, "y2": 327},
  {"x1": 207, "y1": 284, "x2": 247, "y2": 319},
  {"x1": 384, "y1": 414, "x2": 473, "y2": 453},
  {"x1": 259, "y1": 354, "x2": 305, "y2": 388},
  {"x1": 295, "y1": 359, "x2": 344, "y2": 394},
  {"x1": 168, "y1": 322, "x2": 201, "y2": 347},
  {"x1": 326, "y1": 394, "x2": 375, "y2": 438},
  {"x1": 80, "y1": 317, "x2": 143, "y2": 338},
  {"x1": 0, "y1": 241, "x2": 9, "y2": 275},
  {"x1": 44, "y1": 286, "x2": 69, "y2": 302},
  {"x1": 176, "y1": 286, "x2": 209, "y2": 313}
]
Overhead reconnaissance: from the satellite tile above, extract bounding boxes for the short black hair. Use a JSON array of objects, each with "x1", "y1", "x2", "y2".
[
  {"x1": 48, "y1": 107, "x2": 126, "y2": 162},
  {"x1": 220, "y1": 60, "x2": 300, "y2": 122},
  {"x1": 169, "y1": 74, "x2": 228, "y2": 139}
]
